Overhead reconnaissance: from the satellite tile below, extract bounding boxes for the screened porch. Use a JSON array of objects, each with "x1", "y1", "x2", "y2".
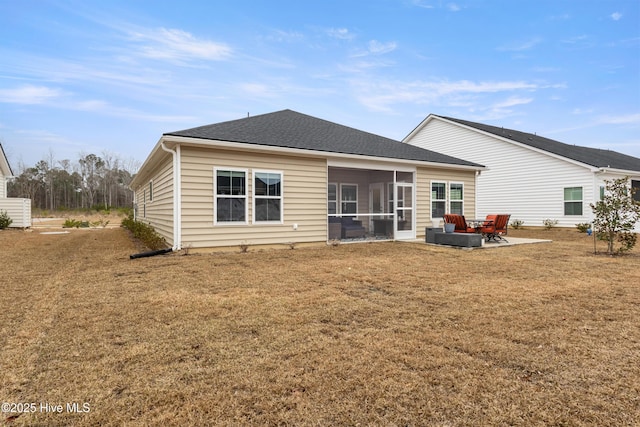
[{"x1": 327, "y1": 167, "x2": 415, "y2": 242}]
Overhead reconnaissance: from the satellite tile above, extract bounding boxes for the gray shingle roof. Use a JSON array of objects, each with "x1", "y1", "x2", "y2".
[
  {"x1": 437, "y1": 115, "x2": 640, "y2": 172},
  {"x1": 166, "y1": 109, "x2": 483, "y2": 167}
]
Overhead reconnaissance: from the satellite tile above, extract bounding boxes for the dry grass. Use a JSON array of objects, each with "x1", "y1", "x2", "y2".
[{"x1": 0, "y1": 227, "x2": 638, "y2": 426}]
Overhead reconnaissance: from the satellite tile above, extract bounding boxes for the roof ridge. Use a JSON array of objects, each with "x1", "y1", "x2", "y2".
[{"x1": 435, "y1": 115, "x2": 640, "y2": 171}]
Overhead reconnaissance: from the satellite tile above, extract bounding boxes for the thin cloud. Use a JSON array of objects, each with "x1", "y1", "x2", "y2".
[
  {"x1": 127, "y1": 27, "x2": 232, "y2": 63},
  {"x1": 447, "y1": 3, "x2": 461, "y2": 12},
  {"x1": 411, "y1": 0, "x2": 434, "y2": 9},
  {"x1": 610, "y1": 12, "x2": 623, "y2": 21},
  {"x1": 350, "y1": 40, "x2": 398, "y2": 58},
  {"x1": 497, "y1": 37, "x2": 542, "y2": 51},
  {"x1": 492, "y1": 97, "x2": 533, "y2": 109},
  {"x1": 326, "y1": 28, "x2": 355, "y2": 40},
  {"x1": 599, "y1": 113, "x2": 640, "y2": 125},
  {"x1": 368, "y1": 40, "x2": 398, "y2": 55},
  {"x1": 0, "y1": 85, "x2": 64, "y2": 104},
  {"x1": 562, "y1": 35, "x2": 588, "y2": 44},
  {"x1": 352, "y1": 78, "x2": 545, "y2": 112}
]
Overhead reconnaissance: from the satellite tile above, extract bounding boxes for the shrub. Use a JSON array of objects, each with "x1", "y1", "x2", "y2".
[
  {"x1": 63, "y1": 218, "x2": 87, "y2": 228},
  {"x1": 510, "y1": 219, "x2": 524, "y2": 229},
  {"x1": 591, "y1": 177, "x2": 640, "y2": 255},
  {"x1": 121, "y1": 214, "x2": 168, "y2": 250},
  {"x1": 543, "y1": 219, "x2": 558, "y2": 230},
  {"x1": 575, "y1": 222, "x2": 591, "y2": 233},
  {"x1": 0, "y1": 210, "x2": 13, "y2": 229}
]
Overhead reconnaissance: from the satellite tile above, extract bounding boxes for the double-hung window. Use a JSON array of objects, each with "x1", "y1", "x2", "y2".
[
  {"x1": 328, "y1": 183, "x2": 337, "y2": 215},
  {"x1": 254, "y1": 171, "x2": 283, "y2": 223},
  {"x1": 449, "y1": 183, "x2": 464, "y2": 215},
  {"x1": 215, "y1": 168, "x2": 247, "y2": 224},
  {"x1": 431, "y1": 182, "x2": 446, "y2": 218},
  {"x1": 564, "y1": 187, "x2": 583, "y2": 215},
  {"x1": 341, "y1": 184, "x2": 358, "y2": 215}
]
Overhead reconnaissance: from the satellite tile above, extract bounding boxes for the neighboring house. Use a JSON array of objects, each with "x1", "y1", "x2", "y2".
[
  {"x1": 0, "y1": 143, "x2": 31, "y2": 228},
  {"x1": 0, "y1": 143, "x2": 9, "y2": 199},
  {"x1": 403, "y1": 114, "x2": 640, "y2": 230},
  {"x1": 130, "y1": 110, "x2": 484, "y2": 250}
]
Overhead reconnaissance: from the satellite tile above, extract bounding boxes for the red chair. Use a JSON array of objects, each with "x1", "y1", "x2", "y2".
[
  {"x1": 443, "y1": 214, "x2": 476, "y2": 233},
  {"x1": 480, "y1": 214, "x2": 510, "y2": 242},
  {"x1": 494, "y1": 214, "x2": 511, "y2": 242}
]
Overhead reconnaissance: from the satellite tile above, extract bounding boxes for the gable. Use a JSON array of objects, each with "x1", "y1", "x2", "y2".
[
  {"x1": 0, "y1": 143, "x2": 13, "y2": 178},
  {"x1": 406, "y1": 115, "x2": 640, "y2": 173}
]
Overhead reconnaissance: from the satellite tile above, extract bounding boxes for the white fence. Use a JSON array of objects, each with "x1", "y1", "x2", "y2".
[{"x1": 0, "y1": 198, "x2": 32, "y2": 228}]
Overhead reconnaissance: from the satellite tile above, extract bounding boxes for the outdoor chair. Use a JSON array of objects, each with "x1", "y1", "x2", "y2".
[
  {"x1": 493, "y1": 214, "x2": 510, "y2": 242},
  {"x1": 480, "y1": 214, "x2": 510, "y2": 242},
  {"x1": 443, "y1": 214, "x2": 476, "y2": 233},
  {"x1": 340, "y1": 217, "x2": 366, "y2": 239}
]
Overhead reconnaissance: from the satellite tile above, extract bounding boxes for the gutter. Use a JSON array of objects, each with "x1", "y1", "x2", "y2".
[
  {"x1": 163, "y1": 135, "x2": 486, "y2": 172},
  {"x1": 596, "y1": 167, "x2": 640, "y2": 176},
  {"x1": 160, "y1": 142, "x2": 182, "y2": 251}
]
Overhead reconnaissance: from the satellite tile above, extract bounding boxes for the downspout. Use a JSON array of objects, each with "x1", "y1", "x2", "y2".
[
  {"x1": 475, "y1": 170, "x2": 481, "y2": 218},
  {"x1": 160, "y1": 142, "x2": 182, "y2": 250}
]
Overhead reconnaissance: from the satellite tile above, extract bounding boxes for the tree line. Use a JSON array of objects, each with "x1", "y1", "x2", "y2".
[{"x1": 7, "y1": 150, "x2": 140, "y2": 211}]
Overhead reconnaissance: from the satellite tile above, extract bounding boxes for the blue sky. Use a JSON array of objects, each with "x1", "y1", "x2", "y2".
[{"x1": 1, "y1": 0, "x2": 639, "y2": 170}]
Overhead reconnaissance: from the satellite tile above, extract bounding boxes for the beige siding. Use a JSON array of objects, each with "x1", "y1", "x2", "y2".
[
  {"x1": 416, "y1": 166, "x2": 476, "y2": 237},
  {"x1": 134, "y1": 155, "x2": 174, "y2": 245},
  {"x1": 180, "y1": 146, "x2": 327, "y2": 248}
]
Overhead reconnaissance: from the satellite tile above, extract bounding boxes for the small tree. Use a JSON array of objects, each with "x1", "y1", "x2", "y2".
[
  {"x1": 0, "y1": 210, "x2": 13, "y2": 229},
  {"x1": 591, "y1": 177, "x2": 640, "y2": 255}
]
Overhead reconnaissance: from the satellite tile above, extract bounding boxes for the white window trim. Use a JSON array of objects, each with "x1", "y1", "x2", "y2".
[
  {"x1": 449, "y1": 182, "x2": 464, "y2": 215},
  {"x1": 430, "y1": 180, "x2": 447, "y2": 219},
  {"x1": 214, "y1": 167, "x2": 249, "y2": 226},
  {"x1": 253, "y1": 169, "x2": 284, "y2": 224},
  {"x1": 340, "y1": 183, "x2": 358, "y2": 215},
  {"x1": 563, "y1": 186, "x2": 583, "y2": 216},
  {"x1": 328, "y1": 182, "x2": 338, "y2": 215}
]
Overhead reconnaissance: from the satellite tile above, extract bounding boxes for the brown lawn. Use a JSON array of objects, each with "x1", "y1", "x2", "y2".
[{"x1": 0, "y1": 226, "x2": 638, "y2": 426}]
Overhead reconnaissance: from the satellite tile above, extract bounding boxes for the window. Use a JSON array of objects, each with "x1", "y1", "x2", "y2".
[
  {"x1": 254, "y1": 171, "x2": 283, "y2": 223},
  {"x1": 431, "y1": 182, "x2": 446, "y2": 218},
  {"x1": 564, "y1": 187, "x2": 583, "y2": 215},
  {"x1": 215, "y1": 168, "x2": 247, "y2": 224},
  {"x1": 633, "y1": 180, "x2": 640, "y2": 202},
  {"x1": 449, "y1": 183, "x2": 464, "y2": 215},
  {"x1": 148, "y1": 181, "x2": 153, "y2": 202},
  {"x1": 143, "y1": 189, "x2": 146, "y2": 218},
  {"x1": 341, "y1": 184, "x2": 357, "y2": 214},
  {"x1": 328, "y1": 183, "x2": 337, "y2": 215}
]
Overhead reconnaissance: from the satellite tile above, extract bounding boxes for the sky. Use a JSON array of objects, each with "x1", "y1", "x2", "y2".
[{"x1": 1, "y1": 0, "x2": 639, "y2": 171}]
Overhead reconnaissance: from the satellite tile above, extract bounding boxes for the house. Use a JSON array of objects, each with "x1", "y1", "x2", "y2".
[
  {"x1": 403, "y1": 114, "x2": 640, "y2": 230},
  {"x1": 0, "y1": 143, "x2": 10, "y2": 199},
  {"x1": 129, "y1": 110, "x2": 484, "y2": 250},
  {"x1": 0, "y1": 143, "x2": 31, "y2": 228}
]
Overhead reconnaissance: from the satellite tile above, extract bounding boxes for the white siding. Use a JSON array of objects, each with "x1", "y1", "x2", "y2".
[
  {"x1": 407, "y1": 118, "x2": 598, "y2": 228},
  {"x1": 0, "y1": 198, "x2": 31, "y2": 227},
  {"x1": 0, "y1": 174, "x2": 6, "y2": 198}
]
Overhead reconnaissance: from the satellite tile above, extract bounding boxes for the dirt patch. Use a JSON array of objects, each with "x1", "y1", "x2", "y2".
[{"x1": 0, "y1": 227, "x2": 638, "y2": 425}]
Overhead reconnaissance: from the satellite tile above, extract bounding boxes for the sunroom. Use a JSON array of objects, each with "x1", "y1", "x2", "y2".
[{"x1": 327, "y1": 165, "x2": 415, "y2": 242}]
